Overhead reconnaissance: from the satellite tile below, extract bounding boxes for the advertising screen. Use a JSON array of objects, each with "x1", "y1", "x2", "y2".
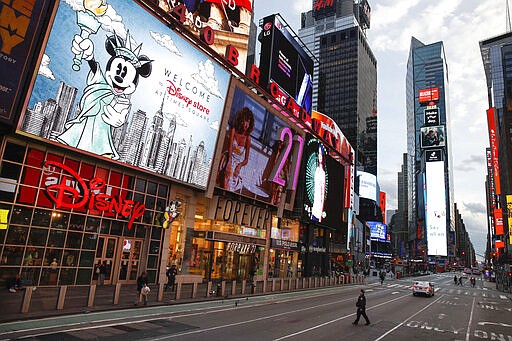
[
  {"x1": 418, "y1": 87, "x2": 439, "y2": 103},
  {"x1": 157, "y1": 0, "x2": 254, "y2": 73},
  {"x1": 259, "y1": 15, "x2": 313, "y2": 114},
  {"x1": 19, "y1": 0, "x2": 231, "y2": 190},
  {"x1": 358, "y1": 171, "x2": 377, "y2": 202},
  {"x1": 302, "y1": 135, "x2": 344, "y2": 229},
  {"x1": 420, "y1": 125, "x2": 446, "y2": 149},
  {"x1": 215, "y1": 82, "x2": 304, "y2": 208},
  {"x1": 425, "y1": 161, "x2": 447, "y2": 256},
  {"x1": 424, "y1": 108, "x2": 439, "y2": 126},
  {"x1": 0, "y1": 0, "x2": 54, "y2": 125},
  {"x1": 368, "y1": 221, "x2": 387, "y2": 242},
  {"x1": 426, "y1": 149, "x2": 442, "y2": 162}
]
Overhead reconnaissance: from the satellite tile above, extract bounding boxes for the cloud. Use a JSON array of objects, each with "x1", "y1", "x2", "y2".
[
  {"x1": 150, "y1": 30, "x2": 183, "y2": 56},
  {"x1": 191, "y1": 60, "x2": 224, "y2": 99},
  {"x1": 38, "y1": 54, "x2": 55, "y2": 80},
  {"x1": 462, "y1": 202, "x2": 486, "y2": 215},
  {"x1": 209, "y1": 120, "x2": 220, "y2": 131}
]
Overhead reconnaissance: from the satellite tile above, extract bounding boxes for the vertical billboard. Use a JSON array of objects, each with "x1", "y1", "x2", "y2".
[
  {"x1": 368, "y1": 221, "x2": 387, "y2": 242},
  {"x1": 214, "y1": 79, "x2": 304, "y2": 208},
  {"x1": 418, "y1": 87, "x2": 439, "y2": 103},
  {"x1": 19, "y1": 0, "x2": 231, "y2": 189},
  {"x1": 157, "y1": 0, "x2": 254, "y2": 73},
  {"x1": 507, "y1": 195, "x2": 512, "y2": 244},
  {"x1": 358, "y1": 171, "x2": 377, "y2": 202},
  {"x1": 301, "y1": 135, "x2": 345, "y2": 229},
  {"x1": 424, "y1": 108, "x2": 439, "y2": 126},
  {"x1": 425, "y1": 160, "x2": 447, "y2": 256},
  {"x1": 0, "y1": 0, "x2": 54, "y2": 126},
  {"x1": 259, "y1": 14, "x2": 313, "y2": 115},
  {"x1": 487, "y1": 108, "x2": 501, "y2": 195}
]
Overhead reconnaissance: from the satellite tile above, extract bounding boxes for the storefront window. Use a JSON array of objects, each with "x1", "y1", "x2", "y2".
[
  {"x1": 66, "y1": 232, "x2": 82, "y2": 249},
  {"x1": 69, "y1": 214, "x2": 86, "y2": 231},
  {"x1": 79, "y1": 251, "x2": 95, "y2": 267},
  {"x1": 33, "y1": 209, "x2": 51, "y2": 227},
  {"x1": 82, "y1": 234, "x2": 98, "y2": 250},
  {"x1": 51, "y1": 212, "x2": 70, "y2": 229},
  {"x1": 60, "y1": 268, "x2": 76, "y2": 285},
  {"x1": 3, "y1": 142, "x2": 25, "y2": 162},
  {"x1": 63, "y1": 250, "x2": 79, "y2": 267},
  {"x1": 6, "y1": 226, "x2": 28, "y2": 245},
  {"x1": 3, "y1": 246, "x2": 24, "y2": 265},
  {"x1": 10, "y1": 206, "x2": 32, "y2": 225},
  {"x1": 28, "y1": 228, "x2": 48, "y2": 246},
  {"x1": 43, "y1": 248, "x2": 62, "y2": 266},
  {"x1": 48, "y1": 230, "x2": 65, "y2": 247}
]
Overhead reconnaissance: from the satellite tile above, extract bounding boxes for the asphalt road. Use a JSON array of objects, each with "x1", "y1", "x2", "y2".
[{"x1": 1, "y1": 273, "x2": 511, "y2": 341}]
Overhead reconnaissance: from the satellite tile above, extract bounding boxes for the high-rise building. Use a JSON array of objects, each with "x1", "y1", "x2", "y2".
[
  {"x1": 298, "y1": 0, "x2": 377, "y2": 175},
  {"x1": 480, "y1": 32, "x2": 512, "y2": 290},
  {"x1": 52, "y1": 81, "x2": 78, "y2": 135},
  {"x1": 406, "y1": 37, "x2": 455, "y2": 260}
]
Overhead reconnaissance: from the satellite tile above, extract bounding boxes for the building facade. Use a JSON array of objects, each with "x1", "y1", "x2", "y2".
[{"x1": 406, "y1": 37, "x2": 455, "y2": 264}]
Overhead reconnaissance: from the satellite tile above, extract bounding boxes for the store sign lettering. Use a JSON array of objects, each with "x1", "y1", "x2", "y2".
[
  {"x1": 209, "y1": 196, "x2": 271, "y2": 229},
  {"x1": 226, "y1": 242, "x2": 257, "y2": 253},
  {"x1": 43, "y1": 160, "x2": 145, "y2": 229}
]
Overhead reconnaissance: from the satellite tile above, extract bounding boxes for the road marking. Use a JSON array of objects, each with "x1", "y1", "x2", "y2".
[
  {"x1": 435, "y1": 288, "x2": 440, "y2": 292},
  {"x1": 391, "y1": 292, "x2": 400, "y2": 295},
  {"x1": 500, "y1": 295, "x2": 508, "y2": 300},
  {"x1": 465, "y1": 297, "x2": 476, "y2": 341},
  {"x1": 272, "y1": 293, "x2": 412, "y2": 341},
  {"x1": 478, "y1": 322, "x2": 512, "y2": 328},
  {"x1": 373, "y1": 294, "x2": 444, "y2": 341}
]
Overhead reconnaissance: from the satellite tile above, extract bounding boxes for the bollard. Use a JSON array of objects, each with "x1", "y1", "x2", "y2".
[
  {"x1": 57, "y1": 285, "x2": 67, "y2": 310},
  {"x1": 176, "y1": 282, "x2": 182, "y2": 300},
  {"x1": 308, "y1": 277, "x2": 312, "y2": 288},
  {"x1": 88, "y1": 285, "x2": 96, "y2": 307},
  {"x1": 289, "y1": 279, "x2": 293, "y2": 290},
  {"x1": 221, "y1": 281, "x2": 226, "y2": 297},
  {"x1": 158, "y1": 283, "x2": 164, "y2": 302},
  {"x1": 232, "y1": 281, "x2": 236, "y2": 296},
  {"x1": 242, "y1": 280, "x2": 246, "y2": 295},
  {"x1": 21, "y1": 286, "x2": 34, "y2": 313},
  {"x1": 280, "y1": 279, "x2": 284, "y2": 291},
  {"x1": 263, "y1": 279, "x2": 267, "y2": 293},
  {"x1": 302, "y1": 277, "x2": 306, "y2": 289},
  {"x1": 207, "y1": 281, "x2": 213, "y2": 297},
  {"x1": 113, "y1": 283, "x2": 121, "y2": 304},
  {"x1": 272, "y1": 279, "x2": 276, "y2": 292},
  {"x1": 192, "y1": 282, "x2": 198, "y2": 299}
]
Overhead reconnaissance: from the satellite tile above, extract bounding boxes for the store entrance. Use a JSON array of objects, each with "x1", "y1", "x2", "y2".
[
  {"x1": 237, "y1": 254, "x2": 252, "y2": 280},
  {"x1": 118, "y1": 238, "x2": 143, "y2": 283},
  {"x1": 93, "y1": 236, "x2": 117, "y2": 285}
]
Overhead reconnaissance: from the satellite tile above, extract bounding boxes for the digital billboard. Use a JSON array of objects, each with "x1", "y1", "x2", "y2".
[
  {"x1": 0, "y1": 0, "x2": 54, "y2": 126},
  {"x1": 19, "y1": 0, "x2": 231, "y2": 190},
  {"x1": 157, "y1": 0, "x2": 254, "y2": 73},
  {"x1": 368, "y1": 221, "x2": 387, "y2": 242},
  {"x1": 420, "y1": 125, "x2": 445, "y2": 149},
  {"x1": 424, "y1": 108, "x2": 439, "y2": 126},
  {"x1": 426, "y1": 149, "x2": 442, "y2": 162},
  {"x1": 215, "y1": 81, "x2": 304, "y2": 208},
  {"x1": 301, "y1": 135, "x2": 345, "y2": 229},
  {"x1": 358, "y1": 171, "x2": 377, "y2": 202},
  {"x1": 259, "y1": 14, "x2": 313, "y2": 114},
  {"x1": 418, "y1": 87, "x2": 439, "y2": 103},
  {"x1": 425, "y1": 161, "x2": 447, "y2": 256}
]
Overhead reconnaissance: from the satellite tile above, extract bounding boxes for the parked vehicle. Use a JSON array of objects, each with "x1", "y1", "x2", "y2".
[
  {"x1": 412, "y1": 281, "x2": 435, "y2": 297},
  {"x1": 471, "y1": 268, "x2": 481, "y2": 275}
]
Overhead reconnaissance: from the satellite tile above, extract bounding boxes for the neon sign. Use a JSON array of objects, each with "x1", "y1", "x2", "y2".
[{"x1": 43, "y1": 160, "x2": 145, "y2": 229}]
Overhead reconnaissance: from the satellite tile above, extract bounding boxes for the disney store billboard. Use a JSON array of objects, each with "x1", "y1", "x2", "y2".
[{"x1": 19, "y1": 0, "x2": 231, "y2": 189}]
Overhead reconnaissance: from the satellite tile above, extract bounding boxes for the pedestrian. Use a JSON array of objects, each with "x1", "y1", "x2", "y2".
[
  {"x1": 454, "y1": 275, "x2": 457, "y2": 286},
  {"x1": 99, "y1": 261, "x2": 107, "y2": 286},
  {"x1": 380, "y1": 271, "x2": 385, "y2": 285},
  {"x1": 352, "y1": 289, "x2": 370, "y2": 325},
  {"x1": 470, "y1": 277, "x2": 475, "y2": 287},
  {"x1": 165, "y1": 264, "x2": 177, "y2": 291},
  {"x1": 135, "y1": 271, "x2": 149, "y2": 306},
  {"x1": 458, "y1": 276, "x2": 463, "y2": 286},
  {"x1": 8, "y1": 273, "x2": 23, "y2": 293}
]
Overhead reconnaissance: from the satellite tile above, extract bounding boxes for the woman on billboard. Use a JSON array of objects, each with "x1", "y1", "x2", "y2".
[
  {"x1": 311, "y1": 144, "x2": 326, "y2": 222},
  {"x1": 218, "y1": 107, "x2": 254, "y2": 191}
]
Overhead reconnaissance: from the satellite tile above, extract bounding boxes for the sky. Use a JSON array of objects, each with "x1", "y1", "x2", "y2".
[{"x1": 253, "y1": 0, "x2": 506, "y2": 260}]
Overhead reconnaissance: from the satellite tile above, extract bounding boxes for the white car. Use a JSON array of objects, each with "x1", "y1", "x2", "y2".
[{"x1": 412, "y1": 281, "x2": 435, "y2": 297}]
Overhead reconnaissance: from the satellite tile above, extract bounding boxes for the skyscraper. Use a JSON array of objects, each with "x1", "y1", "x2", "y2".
[
  {"x1": 53, "y1": 81, "x2": 78, "y2": 135},
  {"x1": 298, "y1": 0, "x2": 377, "y2": 175},
  {"x1": 406, "y1": 37, "x2": 455, "y2": 260}
]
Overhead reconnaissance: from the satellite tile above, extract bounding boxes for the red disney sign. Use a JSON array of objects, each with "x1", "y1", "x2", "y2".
[{"x1": 44, "y1": 161, "x2": 145, "y2": 229}]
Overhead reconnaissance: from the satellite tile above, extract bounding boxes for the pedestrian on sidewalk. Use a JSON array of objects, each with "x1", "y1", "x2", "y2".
[
  {"x1": 454, "y1": 275, "x2": 458, "y2": 286},
  {"x1": 135, "y1": 272, "x2": 149, "y2": 306},
  {"x1": 99, "y1": 261, "x2": 107, "y2": 286},
  {"x1": 7, "y1": 273, "x2": 23, "y2": 293},
  {"x1": 458, "y1": 276, "x2": 463, "y2": 286},
  {"x1": 379, "y1": 271, "x2": 385, "y2": 285},
  {"x1": 470, "y1": 277, "x2": 475, "y2": 287},
  {"x1": 352, "y1": 289, "x2": 370, "y2": 325},
  {"x1": 165, "y1": 264, "x2": 177, "y2": 292}
]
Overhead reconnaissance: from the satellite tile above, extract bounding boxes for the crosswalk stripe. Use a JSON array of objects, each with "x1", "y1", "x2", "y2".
[{"x1": 500, "y1": 295, "x2": 508, "y2": 300}]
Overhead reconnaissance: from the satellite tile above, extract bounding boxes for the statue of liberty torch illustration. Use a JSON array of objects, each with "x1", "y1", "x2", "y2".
[{"x1": 72, "y1": 0, "x2": 107, "y2": 71}]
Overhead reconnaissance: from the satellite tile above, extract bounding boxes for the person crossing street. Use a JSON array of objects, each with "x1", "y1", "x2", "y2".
[{"x1": 352, "y1": 289, "x2": 370, "y2": 326}]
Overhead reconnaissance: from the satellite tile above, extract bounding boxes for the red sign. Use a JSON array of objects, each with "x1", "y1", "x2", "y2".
[
  {"x1": 487, "y1": 108, "x2": 501, "y2": 195},
  {"x1": 380, "y1": 192, "x2": 387, "y2": 223},
  {"x1": 495, "y1": 240, "x2": 505, "y2": 249},
  {"x1": 418, "y1": 88, "x2": 439, "y2": 103},
  {"x1": 44, "y1": 160, "x2": 145, "y2": 229},
  {"x1": 494, "y1": 208, "x2": 504, "y2": 235},
  {"x1": 314, "y1": 0, "x2": 335, "y2": 11}
]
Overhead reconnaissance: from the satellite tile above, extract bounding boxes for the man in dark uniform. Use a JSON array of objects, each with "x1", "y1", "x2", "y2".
[{"x1": 353, "y1": 289, "x2": 370, "y2": 325}]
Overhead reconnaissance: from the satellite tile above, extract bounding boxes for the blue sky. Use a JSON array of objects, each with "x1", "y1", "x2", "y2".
[{"x1": 253, "y1": 0, "x2": 505, "y2": 260}]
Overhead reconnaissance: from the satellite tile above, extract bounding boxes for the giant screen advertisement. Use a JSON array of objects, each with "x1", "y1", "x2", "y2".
[
  {"x1": 302, "y1": 135, "x2": 344, "y2": 229},
  {"x1": 157, "y1": 0, "x2": 253, "y2": 74},
  {"x1": 259, "y1": 15, "x2": 313, "y2": 115},
  {"x1": 19, "y1": 0, "x2": 231, "y2": 189},
  {"x1": 215, "y1": 81, "x2": 304, "y2": 208},
  {"x1": 425, "y1": 160, "x2": 447, "y2": 256}
]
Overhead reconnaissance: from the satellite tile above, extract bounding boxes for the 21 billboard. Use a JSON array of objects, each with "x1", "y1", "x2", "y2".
[
  {"x1": 19, "y1": 0, "x2": 231, "y2": 190},
  {"x1": 214, "y1": 80, "x2": 304, "y2": 209}
]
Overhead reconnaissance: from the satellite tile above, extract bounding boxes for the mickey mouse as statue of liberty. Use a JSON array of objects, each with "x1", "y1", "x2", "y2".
[{"x1": 57, "y1": 23, "x2": 152, "y2": 160}]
